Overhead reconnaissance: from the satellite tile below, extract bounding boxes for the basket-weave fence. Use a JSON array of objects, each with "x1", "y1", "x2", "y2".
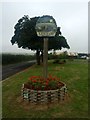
[{"x1": 21, "y1": 83, "x2": 67, "y2": 104}]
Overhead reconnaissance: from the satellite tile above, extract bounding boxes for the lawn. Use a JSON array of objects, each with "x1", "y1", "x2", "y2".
[{"x1": 2, "y1": 59, "x2": 89, "y2": 119}]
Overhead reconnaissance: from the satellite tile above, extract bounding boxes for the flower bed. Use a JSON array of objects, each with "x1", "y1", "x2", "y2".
[{"x1": 21, "y1": 75, "x2": 67, "y2": 103}]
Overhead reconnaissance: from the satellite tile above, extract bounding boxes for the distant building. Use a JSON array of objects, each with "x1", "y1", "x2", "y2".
[
  {"x1": 54, "y1": 51, "x2": 78, "y2": 56},
  {"x1": 78, "y1": 53, "x2": 89, "y2": 59},
  {"x1": 67, "y1": 52, "x2": 78, "y2": 57}
]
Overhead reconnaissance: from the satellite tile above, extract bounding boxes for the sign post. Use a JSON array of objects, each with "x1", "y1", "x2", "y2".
[
  {"x1": 35, "y1": 15, "x2": 57, "y2": 80},
  {"x1": 43, "y1": 38, "x2": 48, "y2": 80}
]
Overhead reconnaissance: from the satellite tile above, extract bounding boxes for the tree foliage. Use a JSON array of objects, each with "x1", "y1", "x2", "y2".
[{"x1": 11, "y1": 15, "x2": 70, "y2": 64}]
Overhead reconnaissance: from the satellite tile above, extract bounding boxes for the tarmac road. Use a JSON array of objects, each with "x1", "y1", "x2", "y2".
[{"x1": 2, "y1": 60, "x2": 36, "y2": 80}]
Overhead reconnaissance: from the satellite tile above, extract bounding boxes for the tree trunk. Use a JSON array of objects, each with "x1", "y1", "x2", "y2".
[{"x1": 36, "y1": 49, "x2": 40, "y2": 65}]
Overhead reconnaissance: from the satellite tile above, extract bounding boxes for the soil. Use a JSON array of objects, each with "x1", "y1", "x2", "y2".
[{"x1": 16, "y1": 93, "x2": 71, "y2": 111}]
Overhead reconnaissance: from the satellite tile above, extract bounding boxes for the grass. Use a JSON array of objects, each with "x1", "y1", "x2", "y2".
[{"x1": 2, "y1": 59, "x2": 89, "y2": 119}]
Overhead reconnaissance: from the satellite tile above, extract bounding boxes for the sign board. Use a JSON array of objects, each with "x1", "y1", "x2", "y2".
[{"x1": 35, "y1": 15, "x2": 57, "y2": 37}]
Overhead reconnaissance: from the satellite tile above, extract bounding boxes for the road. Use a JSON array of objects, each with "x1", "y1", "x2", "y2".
[{"x1": 2, "y1": 60, "x2": 36, "y2": 80}]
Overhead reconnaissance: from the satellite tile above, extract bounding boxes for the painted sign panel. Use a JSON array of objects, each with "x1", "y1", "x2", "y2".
[{"x1": 35, "y1": 15, "x2": 57, "y2": 37}]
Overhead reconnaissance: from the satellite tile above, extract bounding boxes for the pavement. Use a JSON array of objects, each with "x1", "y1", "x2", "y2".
[{"x1": 2, "y1": 60, "x2": 36, "y2": 80}]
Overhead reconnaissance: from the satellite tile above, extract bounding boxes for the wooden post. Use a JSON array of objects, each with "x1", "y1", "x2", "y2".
[{"x1": 43, "y1": 38, "x2": 48, "y2": 80}]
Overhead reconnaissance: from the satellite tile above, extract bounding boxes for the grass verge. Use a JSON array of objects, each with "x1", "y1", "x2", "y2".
[{"x1": 2, "y1": 59, "x2": 88, "y2": 118}]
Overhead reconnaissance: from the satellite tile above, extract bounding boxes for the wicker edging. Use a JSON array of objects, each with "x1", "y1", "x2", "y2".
[{"x1": 21, "y1": 83, "x2": 67, "y2": 104}]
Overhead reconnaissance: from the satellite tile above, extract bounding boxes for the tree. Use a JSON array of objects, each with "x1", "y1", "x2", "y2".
[{"x1": 11, "y1": 15, "x2": 70, "y2": 65}]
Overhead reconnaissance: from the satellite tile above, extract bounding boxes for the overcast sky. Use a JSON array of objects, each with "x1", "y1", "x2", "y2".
[{"x1": 0, "y1": 0, "x2": 88, "y2": 54}]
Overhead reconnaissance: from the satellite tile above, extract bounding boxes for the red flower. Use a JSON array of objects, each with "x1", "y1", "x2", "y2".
[
  {"x1": 33, "y1": 80, "x2": 37, "y2": 83},
  {"x1": 27, "y1": 75, "x2": 62, "y2": 90},
  {"x1": 46, "y1": 81, "x2": 49, "y2": 86}
]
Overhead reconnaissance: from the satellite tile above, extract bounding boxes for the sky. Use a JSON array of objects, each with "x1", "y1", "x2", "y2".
[{"x1": 0, "y1": 0, "x2": 89, "y2": 54}]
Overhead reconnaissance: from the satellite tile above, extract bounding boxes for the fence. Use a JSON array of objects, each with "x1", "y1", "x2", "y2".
[{"x1": 21, "y1": 84, "x2": 67, "y2": 104}]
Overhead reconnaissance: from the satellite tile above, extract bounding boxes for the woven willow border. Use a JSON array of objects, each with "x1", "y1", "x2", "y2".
[{"x1": 21, "y1": 84, "x2": 67, "y2": 104}]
